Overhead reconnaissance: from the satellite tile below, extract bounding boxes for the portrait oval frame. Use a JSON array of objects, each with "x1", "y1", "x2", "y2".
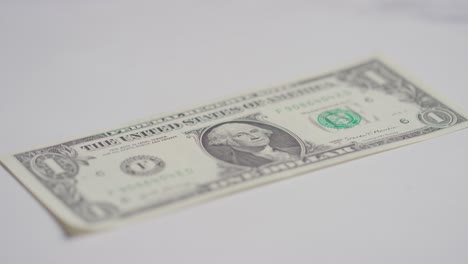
[{"x1": 199, "y1": 120, "x2": 306, "y2": 168}]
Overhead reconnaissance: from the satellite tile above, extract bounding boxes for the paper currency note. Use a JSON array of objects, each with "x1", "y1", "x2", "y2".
[{"x1": 1, "y1": 58, "x2": 467, "y2": 234}]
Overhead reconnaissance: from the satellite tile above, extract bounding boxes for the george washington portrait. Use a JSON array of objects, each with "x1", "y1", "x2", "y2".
[{"x1": 201, "y1": 121, "x2": 303, "y2": 167}]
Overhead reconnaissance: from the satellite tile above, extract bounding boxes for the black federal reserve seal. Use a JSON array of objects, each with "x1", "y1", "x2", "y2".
[{"x1": 120, "y1": 155, "x2": 165, "y2": 176}]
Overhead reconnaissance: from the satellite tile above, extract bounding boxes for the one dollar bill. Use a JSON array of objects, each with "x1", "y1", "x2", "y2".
[{"x1": 2, "y1": 58, "x2": 467, "y2": 235}]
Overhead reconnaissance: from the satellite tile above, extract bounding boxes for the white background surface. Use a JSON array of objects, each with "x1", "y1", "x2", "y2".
[{"x1": 1, "y1": 1, "x2": 468, "y2": 263}]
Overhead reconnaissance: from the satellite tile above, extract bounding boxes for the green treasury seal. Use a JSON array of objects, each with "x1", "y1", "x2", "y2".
[{"x1": 317, "y1": 109, "x2": 361, "y2": 129}]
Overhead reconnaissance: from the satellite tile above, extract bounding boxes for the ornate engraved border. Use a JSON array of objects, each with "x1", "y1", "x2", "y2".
[
  {"x1": 12, "y1": 59, "x2": 467, "y2": 222},
  {"x1": 14, "y1": 144, "x2": 118, "y2": 222},
  {"x1": 336, "y1": 60, "x2": 466, "y2": 123}
]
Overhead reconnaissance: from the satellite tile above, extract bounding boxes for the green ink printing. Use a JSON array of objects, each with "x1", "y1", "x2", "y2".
[{"x1": 317, "y1": 109, "x2": 361, "y2": 129}]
